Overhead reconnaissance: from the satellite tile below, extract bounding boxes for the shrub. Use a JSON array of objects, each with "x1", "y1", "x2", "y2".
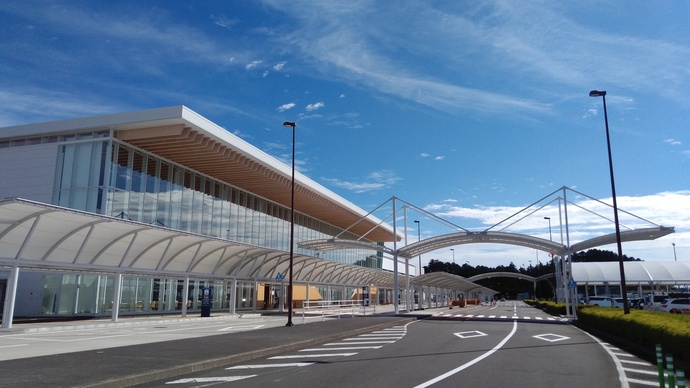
[{"x1": 576, "y1": 308, "x2": 690, "y2": 369}]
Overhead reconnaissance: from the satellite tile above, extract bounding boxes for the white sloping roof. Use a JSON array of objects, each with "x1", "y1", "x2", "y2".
[
  {"x1": 572, "y1": 261, "x2": 690, "y2": 285},
  {"x1": 0, "y1": 106, "x2": 398, "y2": 242},
  {"x1": 0, "y1": 198, "x2": 398, "y2": 288},
  {"x1": 411, "y1": 272, "x2": 499, "y2": 296}
]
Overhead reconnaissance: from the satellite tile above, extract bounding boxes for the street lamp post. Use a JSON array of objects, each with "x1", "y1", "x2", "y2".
[
  {"x1": 451, "y1": 248, "x2": 455, "y2": 265},
  {"x1": 544, "y1": 217, "x2": 552, "y2": 242},
  {"x1": 673, "y1": 243, "x2": 677, "y2": 261},
  {"x1": 589, "y1": 90, "x2": 630, "y2": 314},
  {"x1": 283, "y1": 121, "x2": 296, "y2": 326},
  {"x1": 413, "y1": 220, "x2": 422, "y2": 309}
]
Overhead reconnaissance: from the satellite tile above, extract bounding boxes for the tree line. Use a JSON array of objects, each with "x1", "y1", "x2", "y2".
[{"x1": 424, "y1": 249, "x2": 641, "y2": 299}]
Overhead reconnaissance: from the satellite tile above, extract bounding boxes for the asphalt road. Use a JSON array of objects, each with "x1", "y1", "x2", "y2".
[
  {"x1": 0, "y1": 302, "x2": 666, "y2": 387},
  {"x1": 140, "y1": 302, "x2": 663, "y2": 387}
]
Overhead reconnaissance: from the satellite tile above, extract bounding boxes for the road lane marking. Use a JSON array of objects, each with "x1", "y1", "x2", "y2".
[
  {"x1": 533, "y1": 333, "x2": 570, "y2": 342},
  {"x1": 622, "y1": 367, "x2": 657, "y2": 375},
  {"x1": 269, "y1": 353, "x2": 357, "y2": 359},
  {"x1": 453, "y1": 331, "x2": 487, "y2": 339},
  {"x1": 579, "y1": 330, "x2": 630, "y2": 388},
  {"x1": 415, "y1": 320, "x2": 518, "y2": 388},
  {"x1": 335, "y1": 340, "x2": 395, "y2": 344},
  {"x1": 619, "y1": 359, "x2": 652, "y2": 366},
  {"x1": 227, "y1": 363, "x2": 313, "y2": 369},
  {"x1": 0, "y1": 344, "x2": 28, "y2": 349},
  {"x1": 626, "y1": 377, "x2": 659, "y2": 386},
  {"x1": 166, "y1": 376, "x2": 256, "y2": 384},
  {"x1": 300, "y1": 346, "x2": 381, "y2": 351},
  {"x1": 218, "y1": 325, "x2": 265, "y2": 331}
]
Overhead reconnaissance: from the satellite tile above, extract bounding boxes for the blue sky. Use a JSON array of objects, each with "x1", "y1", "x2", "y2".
[{"x1": 1, "y1": 1, "x2": 689, "y2": 269}]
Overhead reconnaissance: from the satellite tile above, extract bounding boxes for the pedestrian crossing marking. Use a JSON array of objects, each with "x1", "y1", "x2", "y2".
[{"x1": 227, "y1": 363, "x2": 313, "y2": 369}]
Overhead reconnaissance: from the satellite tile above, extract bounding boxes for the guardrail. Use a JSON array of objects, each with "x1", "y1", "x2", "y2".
[{"x1": 301, "y1": 300, "x2": 376, "y2": 323}]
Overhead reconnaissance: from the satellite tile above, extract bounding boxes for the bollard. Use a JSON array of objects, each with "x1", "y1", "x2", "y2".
[
  {"x1": 667, "y1": 355, "x2": 676, "y2": 388},
  {"x1": 658, "y1": 345, "x2": 666, "y2": 388},
  {"x1": 678, "y1": 371, "x2": 686, "y2": 388}
]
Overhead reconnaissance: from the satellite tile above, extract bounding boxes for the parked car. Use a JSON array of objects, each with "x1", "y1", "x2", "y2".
[
  {"x1": 644, "y1": 295, "x2": 668, "y2": 311},
  {"x1": 628, "y1": 298, "x2": 645, "y2": 310},
  {"x1": 611, "y1": 298, "x2": 626, "y2": 308},
  {"x1": 587, "y1": 296, "x2": 613, "y2": 307},
  {"x1": 660, "y1": 298, "x2": 690, "y2": 314}
]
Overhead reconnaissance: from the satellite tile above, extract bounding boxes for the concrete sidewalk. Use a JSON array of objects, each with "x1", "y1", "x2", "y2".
[{"x1": 0, "y1": 308, "x2": 423, "y2": 387}]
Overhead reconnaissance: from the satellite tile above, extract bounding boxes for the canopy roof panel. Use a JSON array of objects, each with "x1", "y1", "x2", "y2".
[
  {"x1": 0, "y1": 199, "x2": 402, "y2": 288},
  {"x1": 411, "y1": 272, "x2": 498, "y2": 296},
  {"x1": 572, "y1": 261, "x2": 690, "y2": 285}
]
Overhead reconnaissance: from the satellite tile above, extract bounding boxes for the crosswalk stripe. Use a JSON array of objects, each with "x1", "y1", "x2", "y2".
[
  {"x1": 167, "y1": 376, "x2": 256, "y2": 383},
  {"x1": 269, "y1": 353, "x2": 357, "y2": 359},
  {"x1": 227, "y1": 363, "x2": 313, "y2": 370},
  {"x1": 300, "y1": 346, "x2": 381, "y2": 351},
  {"x1": 622, "y1": 367, "x2": 658, "y2": 375},
  {"x1": 343, "y1": 337, "x2": 398, "y2": 341},
  {"x1": 620, "y1": 359, "x2": 652, "y2": 366}
]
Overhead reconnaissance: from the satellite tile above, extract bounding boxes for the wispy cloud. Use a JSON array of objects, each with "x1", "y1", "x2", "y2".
[
  {"x1": 665, "y1": 138, "x2": 681, "y2": 146},
  {"x1": 246, "y1": 60, "x2": 263, "y2": 70},
  {"x1": 322, "y1": 170, "x2": 401, "y2": 193},
  {"x1": 277, "y1": 103, "x2": 295, "y2": 112},
  {"x1": 265, "y1": 1, "x2": 690, "y2": 113},
  {"x1": 306, "y1": 102, "x2": 325, "y2": 111},
  {"x1": 211, "y1": 15, "x2": 239, "y2": 30}
]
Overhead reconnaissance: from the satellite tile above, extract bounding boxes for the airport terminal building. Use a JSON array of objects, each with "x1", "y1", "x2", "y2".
[{"x1": 0, "y1": 106, "x2": 405, "y2": 322}]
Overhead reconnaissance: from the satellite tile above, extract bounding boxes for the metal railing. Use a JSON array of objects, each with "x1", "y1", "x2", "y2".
[{"x1": 301, "y1": 299, "x2": 376, "y2": 323}]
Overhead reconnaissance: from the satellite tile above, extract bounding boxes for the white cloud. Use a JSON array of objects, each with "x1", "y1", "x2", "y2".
[
  {"x1": 211, "y1": 15, "x2": 239, "y2": 30},
  {"x1": 274, "y1": 62, "x2": 286, "y2": 71},
  {"x1": 322, "y1": 170, "x2": 401, "y2": 193},
  {"x1": 420, "y1": 153, "x2": 430, "y2": 158},
  {"x1": 665, "y1": 138, "x2": 681, "y2": 145},
  {"x1": 306, "y1": 102, "x2": 325, "y2": 111},
  {"x1": 246, "y1": 60, "x2": 263, "y2": 70},
  {"x1": 277, "y1": 103, "x2": 295, "y2": 112},
  {"x1": 434, "y1": 156, "x2": 445, "y2": 160}
]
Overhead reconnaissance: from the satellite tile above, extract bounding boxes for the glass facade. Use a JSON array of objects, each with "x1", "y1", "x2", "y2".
[{"x1": 49, "y1": 136, "x2": 379, "y2": 266}]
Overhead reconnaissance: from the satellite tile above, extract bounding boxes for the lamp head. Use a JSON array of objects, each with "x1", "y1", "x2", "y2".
[
  {"x1": 589, "y1": 90, "x2": 606, "y2": 97},
  {"x1": 283, "y1": 121, "x2": 296, "y2": 128},
  {"x1": 413, "y1": 220, "x2": 419, "y2": 224},
  {"x1": 544, "y1": 217, "x2": 550, "y2": 220}
]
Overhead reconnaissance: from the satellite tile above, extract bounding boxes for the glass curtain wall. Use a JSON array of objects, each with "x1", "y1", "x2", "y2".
[
  {"x1": 100, "y1": 140, "x2": 376, "y2": 266},
  {"x1": 51, "y1": 137, "x2": 380, "y2": 266}
]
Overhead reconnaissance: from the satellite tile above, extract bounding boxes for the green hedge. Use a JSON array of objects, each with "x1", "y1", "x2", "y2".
[
  {"x1": 576, "y1": 308, "x2": 690, "y2": 366},
  {"x1": 524, "y1": 300, "x2": 570, "y2": 316}
]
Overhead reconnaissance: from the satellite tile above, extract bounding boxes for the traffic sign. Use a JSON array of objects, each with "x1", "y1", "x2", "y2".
[
  {"x1": 567, "y1": 279, "x2": 577, "y2": 289},
  {"x1": 276, "y1": 273, "x2": 284, "y2": 281}
]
